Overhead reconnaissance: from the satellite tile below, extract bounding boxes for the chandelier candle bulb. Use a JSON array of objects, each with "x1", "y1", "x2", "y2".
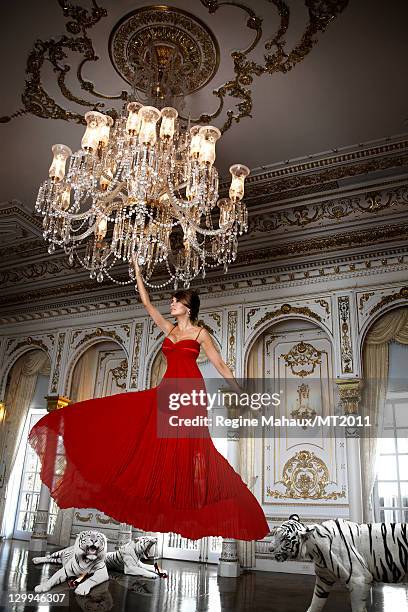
[
  {"x1": 138, "y1": 106, "x2": 161, "y2": 145},
  {"x1": 160, "y1": 107, "x2": 178, "y2": 140},
  {"x1": 81, "y1": 111, "x2": 108, "y2": 151},
  {"x1": 189, "y1": 126, "x2": 202, "y2": 159},
  {"x1": 48, "y1": 144, "x2": 72, "y2": 182},
  {"x1": 229, "y1": 164, "x2": 250, "y2": 201},
  {"x1": 198, "y1": 126, "x2": 221, "y2": 166},
  {"x1": 126, "y1": 102, "x2": 143, "y2": 135},
  {"x1": 98, "y1": 115, "x2": 114, "y2": 147}
]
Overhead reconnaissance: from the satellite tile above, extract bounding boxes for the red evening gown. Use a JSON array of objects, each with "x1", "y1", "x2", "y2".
[{"x1": 28, "y1": 328, "x2": 270, "y2": 541}]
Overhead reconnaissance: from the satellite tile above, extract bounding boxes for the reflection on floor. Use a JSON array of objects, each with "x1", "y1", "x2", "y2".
[{"x1": 1, "y1": 539, "x2": 408, "y2": 611}]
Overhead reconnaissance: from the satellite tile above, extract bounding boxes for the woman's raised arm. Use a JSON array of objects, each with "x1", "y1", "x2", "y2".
[{"x1": 132, "y1": 254, "x2": 174, "y2": 336}]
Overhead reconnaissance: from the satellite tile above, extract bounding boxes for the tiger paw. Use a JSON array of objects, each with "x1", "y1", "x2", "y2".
[
  {"x1": 75, "y1": 583, "x2": 91, "y2": 596},
  {"x1": 34, "y1": 583, "x2": 50, "y2": 593}
]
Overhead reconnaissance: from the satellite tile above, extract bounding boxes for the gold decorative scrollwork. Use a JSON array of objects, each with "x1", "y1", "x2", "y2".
[
  {"x1": 338, "y1": 296, "x2": 353, "y2": 374},
  {"x1": 1, "y1": 0, "x2": 349, "y2": 133},
  {"x1": 110, "y1": 358, "x2": 128, "y2": 390},
  {"x1": 290, "y1": 383, "x2": 317, "y2": 425},
  {"x1": 267, "y1": 450, "x2": 346, "y2": 500},
  {"x1": 254, "y1": 304, "x2": 322, "y2": 330},
  {"x1": 75, "y1": 512, "x2": 93, "y2": 522},
  {"x1": 96, "y1": 513, "x2": 120, "y2": 525},
  {"x1": 369, "y1": 286, "x2": 408, "y2": 315},
  {"x1": 75, "y1": 327, "x2": 124, "y2": 349},
  {"x1": 282, "y1": 341, "x2": 323, "y2": 378}
]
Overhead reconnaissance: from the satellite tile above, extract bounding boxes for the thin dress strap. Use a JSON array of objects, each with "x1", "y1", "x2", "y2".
[
  {"x1": 195, "y1": 327, "x2": 203, "y2": 341},
  {"x1": 166, "y1": 324, "x2": 177, "y2": 339}
]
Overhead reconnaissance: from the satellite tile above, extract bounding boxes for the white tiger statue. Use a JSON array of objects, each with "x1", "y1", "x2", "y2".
[
  {"x1": 269, "y1": 514, "x2": 408, "y2": 612},
  {"x1": 33, "y1": 530, "x2": 109, "y2": 596},
  {"x1": 106, "y1": 535, "x2": 158, "y2": 578}
]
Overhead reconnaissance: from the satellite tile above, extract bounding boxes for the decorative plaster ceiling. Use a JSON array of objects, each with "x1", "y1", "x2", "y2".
[
  {"x1": 1, "y1": 0, "x2": 408, "y2": 320},
  {"x1": 1, "y1": 0, "x2": 408, "y2": 209}
]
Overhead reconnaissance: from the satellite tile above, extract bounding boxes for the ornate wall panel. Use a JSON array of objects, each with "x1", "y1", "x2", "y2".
[
  {"x1": 261, "y1": 326, "x2": 348, "y2": 513},
  {"x1": 63, "y1": 324, "x2": 131, "y2": 396}
]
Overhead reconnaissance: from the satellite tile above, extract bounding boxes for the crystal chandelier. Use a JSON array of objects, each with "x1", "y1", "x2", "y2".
[{"x1": 35, "y1": 89, "x2": 250, "y2": 291}]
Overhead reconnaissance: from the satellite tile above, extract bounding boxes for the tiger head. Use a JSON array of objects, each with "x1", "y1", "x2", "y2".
[
  {"x1": 75, "y1": 530, "x2": 107, "y2": 564},
  {"x1": 133, "y1": 535, "x2": 157, "y2": 560},
  {"x1": 268, "y1": 515, "x2": 315, "y2": 562}
]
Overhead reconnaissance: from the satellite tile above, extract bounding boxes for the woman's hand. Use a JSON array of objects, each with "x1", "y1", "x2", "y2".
[{"x1": 131, "y1": 253, "x2": 140, "y2": 276}]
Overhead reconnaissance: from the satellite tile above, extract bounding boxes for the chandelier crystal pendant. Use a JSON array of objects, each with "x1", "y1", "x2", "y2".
[{"x1": 35, "y1": 103, "x2": 250, "y2": 289}]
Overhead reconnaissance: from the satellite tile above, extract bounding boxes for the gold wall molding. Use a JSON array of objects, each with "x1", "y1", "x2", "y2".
[
  {"x1": 267, "y1": 450, "x2": 346, "y2": 500},
  {"x1": 336, "y1": 379, "x2": 362, "y2": 415},
  {"x1": 110, "y1": 358, "x2": 128, "y2": 389},
  {"x1": 282, "y1": 341, "x2": 324, "y2": 377},
  {"x1": 233, "y1": 141, "x2": 408, "y2": 192},
  {"x1": 129, "y1": 322, "x2": 143, "y2": 389},
  {"x1": 369, "y1": 286, "x2": 408, "y2": 315},
  {"x1": 50, "y1": 332, "x2": 66, "y2": 393},
  {"x1": 45, "y1": 394, "x2": 71, "y2": 411},
  {"x1": 254, "y1": 304, "x2": 322, "y2": 330},
  {"x1": 337, "y1": 296, "x2": 353, "y2": 374},
  {"x1": 73, "y1": 327, "x2": 125, "y2": 350},
  {"x1": 248, "y1": 185, "x2": 408, "y2": 232},
  {"x1": 226, "y1": 310, "x2": 238, "y2": 372}
]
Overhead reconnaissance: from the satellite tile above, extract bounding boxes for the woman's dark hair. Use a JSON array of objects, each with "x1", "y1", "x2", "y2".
[{"x1": 172, "y1": 289, "x2": 200, "y2": 323}]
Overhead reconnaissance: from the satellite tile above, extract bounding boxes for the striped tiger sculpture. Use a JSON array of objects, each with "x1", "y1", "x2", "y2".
[
  {"x1": 32, "y1": 530, "x2": 109, "y2": 596},
  {"x1": 106, "y1": 535, "x2": 158, "y2": 578},
  {"x1": 269, "y1": 514, "x2": 408, "y2": 612}
]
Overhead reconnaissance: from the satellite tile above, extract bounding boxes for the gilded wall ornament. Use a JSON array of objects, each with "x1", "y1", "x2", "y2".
[
  {"x1": 369, "y1": 286, "x2": 408, "y2": 315},
  {"x1": 226, "y1": 310, "x2": 238, "y2": 372},
  {"x1": 248, "y1": 185, "x2": 408, "y2": 233},
  {"x1": 254, "y1": 304, "x2": 322, "y2": 330},
  {"x1": 282, "y1": 341, "x2": 323, "y2": 378},
  {"x1": 290, "y1": 383, "x2": 317, "y2": 426},
  {"x1": 338, "y1": 296, "x2": 353, "y2": 374},
  {"x1": 267, "y1": 450, "x2": 346, "y2": 500},
  {"x1": 358, "y1": 292, "x2": 375, "y2": 312},
  {"x1": 110, "y1": 358, "x2": 128, "y2": 390},
  {"x1": 130, "y1": 323, "x2": 144, "y2": 389},
  {"x1": 74, "y1": 327, "x2": 124, "y2": 349},
  {"x1": 51, "y1": 332, "x2": 66, "y2": 393}
]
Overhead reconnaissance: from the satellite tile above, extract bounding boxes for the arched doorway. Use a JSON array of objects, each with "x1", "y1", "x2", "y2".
[
  {"x1": 0, "y1": 349, "x2": 51, "y2": 540},
  {"x1": 245, "y1": 318, "x2": 347, "y2": 534}
]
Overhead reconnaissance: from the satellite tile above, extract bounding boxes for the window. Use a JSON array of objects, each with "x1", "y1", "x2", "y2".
[{"x1": 374, "y1": 393, "x2": 408, "y2": 523}]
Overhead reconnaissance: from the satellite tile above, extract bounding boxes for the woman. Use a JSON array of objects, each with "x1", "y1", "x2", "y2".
[{"x1": 28, "y1": 257, "x2": 269, "y2": 541}]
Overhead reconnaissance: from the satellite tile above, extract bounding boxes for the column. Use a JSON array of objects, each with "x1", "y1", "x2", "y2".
[
  {"x1": 30, "y1": 395, "x2": 71, "y2": 551},
  {"x1": 217, "y1": 389, "x2": 241, "y2": 578},
  {"x1": 336, "y1": 379, "x2": 363, "y2": 523}
]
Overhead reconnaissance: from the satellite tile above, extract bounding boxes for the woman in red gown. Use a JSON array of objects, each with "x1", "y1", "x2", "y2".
[{"x1": 28, "y1": 257, "x2": 270, "y2": 541}]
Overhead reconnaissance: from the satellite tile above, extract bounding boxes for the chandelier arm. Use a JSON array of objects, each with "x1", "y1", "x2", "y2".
[{"x1": 166, "y1": 188, "x2": 236, "y2": 236}]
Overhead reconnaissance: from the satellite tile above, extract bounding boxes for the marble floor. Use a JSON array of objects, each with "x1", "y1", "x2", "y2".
[{"x1": 1, "y1": 539, "x2": 408, "y2": 611}]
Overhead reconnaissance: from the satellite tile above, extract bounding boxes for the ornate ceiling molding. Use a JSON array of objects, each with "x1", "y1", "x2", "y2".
[
  {"x1": 109, "y1": 6, "x2": 220, "y2": 93},
  {"x1": 0, "y1": 0, "x2": 349, "y2": 132}
]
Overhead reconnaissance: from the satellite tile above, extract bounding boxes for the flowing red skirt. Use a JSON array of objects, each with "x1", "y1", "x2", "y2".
[{"x1": 28, "y1": 384, "x2": 270, "y2": 541}]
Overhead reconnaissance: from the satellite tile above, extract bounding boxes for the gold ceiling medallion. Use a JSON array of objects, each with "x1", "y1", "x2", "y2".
[
  {"x1": 267, "y1": 450, "x2": 346, "y2": 500},
  {"x1": 0, "y1": 0, "x2": 349, "y2": 132},
  {"x1": 109, "y1": 6, "x2": 219, "y2": 97}
]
